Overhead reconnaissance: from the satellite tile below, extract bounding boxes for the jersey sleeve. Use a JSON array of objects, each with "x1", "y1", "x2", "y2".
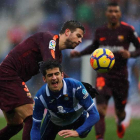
[
  {"x1": 76, "y1": 106, "x2": 100, "y2": 136},
  {"x1": 30, "y1": 90, "x2": 45, "y2": 140},
  {"x1": 128, "y1": 28, "x2": 140, "y2": 57},
  {"x1": 75, "y1": 82, "x2": 100, "y2": 136},
  {"x1": 33, "y1": 32, "x2": 54, "y2": 61},
  {"x1": 75, "y1": 82, "x2": 95, "y2": 111}
]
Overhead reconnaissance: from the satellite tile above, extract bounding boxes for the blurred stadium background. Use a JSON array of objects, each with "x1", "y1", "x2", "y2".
[{"x1": 0, "y1": 0, "x2": 140, "y2": 139}]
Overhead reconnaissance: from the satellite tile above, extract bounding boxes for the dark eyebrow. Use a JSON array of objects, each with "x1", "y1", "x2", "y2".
[{"x1": 47, "y1": 72, "x2": 60, "y2": 77}]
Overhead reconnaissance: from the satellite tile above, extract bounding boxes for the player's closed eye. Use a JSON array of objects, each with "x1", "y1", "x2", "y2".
[{"x1": 77, "y1": 34, "x2": 82, "y2": 38}]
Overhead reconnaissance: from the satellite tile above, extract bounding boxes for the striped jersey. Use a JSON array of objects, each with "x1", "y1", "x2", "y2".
[{"x1": 33, "y1": 78, "x2": 95, "y2": 126}]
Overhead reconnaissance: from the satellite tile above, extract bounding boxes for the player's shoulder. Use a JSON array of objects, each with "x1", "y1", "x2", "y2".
[
  {"x1": 120, "y1": 21, "x2": 135, "y2": 31},
  {"x1": 31, "y1": 31, "x2": 54, "y2": 40},
  {"x1": 64, "y1": 78, "x2": 82, "y2": 88}
]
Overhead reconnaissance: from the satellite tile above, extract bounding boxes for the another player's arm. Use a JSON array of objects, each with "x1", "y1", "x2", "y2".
[
  {"x1": 30, "y1": 94, "x2": 45, "y2": 140},
  {"x1": 129, "y1": 29, "x2": 140, "y2": 57},
  {"x1": 120, "y1": 28, "x2": 140, "y2": 58}
]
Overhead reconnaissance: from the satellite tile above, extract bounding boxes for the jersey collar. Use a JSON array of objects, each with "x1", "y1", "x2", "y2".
[{"x1": 45, "y1": 79, "x2": 67, "y2": 98}]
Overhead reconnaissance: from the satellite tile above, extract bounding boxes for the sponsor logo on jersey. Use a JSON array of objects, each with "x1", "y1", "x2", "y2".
[
  {"x1": 99, "y1": 45, "x2": 124, "y2": 53},
  {"x1": 57, "y1": 106, "x2": 66, "y2": 113},
  {"x1": 49, "y1": 40, "x2": 56, "y2": 51},
  {"x1": 82, "y1": 89, "x2": 87, "y2": 95},
  {"x1": 118, "y1": 35, "x2": 124, "y2": 41},
  {"x1": 83, "y1": 94, "x2": 89, "y2": 99}
]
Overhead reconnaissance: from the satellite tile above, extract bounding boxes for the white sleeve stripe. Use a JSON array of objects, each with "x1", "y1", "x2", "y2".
[
  {"x1": 46, "y1": 85, "x2": 50, "y2": 96},
  {"x1": 33, "y1": 118, "x2": 42, "y2": 122},
  {"x1": 63, "y1": 79, "x2": 67, "y2": 95},
  {"x1": 39, "y1": 95, "x2": 47, "y2": 108},
  {"x1": 87, "y1": 102, "x2": 95, "y2": 111}
]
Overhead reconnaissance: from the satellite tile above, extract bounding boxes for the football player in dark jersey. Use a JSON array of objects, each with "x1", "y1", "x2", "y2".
[
  {"x1": 70, "y1": 2, "x2": 140, "y2": 140},
  {"x1": 0, "y1": 20, "x2": 85, "y2": 140}
]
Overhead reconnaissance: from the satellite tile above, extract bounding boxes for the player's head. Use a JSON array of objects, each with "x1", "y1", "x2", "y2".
[
  {"x1": 106, "y1": 2, "x2": 121, "y2": 26},
  {"x1": 39, "y1": 60, "x2": 64, "y2": 92},
  {"x1": 59, "y1": 20, "x2": 85, "y2": 49}
]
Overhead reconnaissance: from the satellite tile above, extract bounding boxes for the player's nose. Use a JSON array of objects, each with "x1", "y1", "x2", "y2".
[
  {"x1": 52, "y1": 74, "x2": 57, "y2": 79},
  {"x1": 78, "y1": 38, "x2": 82, "y2": 43}
]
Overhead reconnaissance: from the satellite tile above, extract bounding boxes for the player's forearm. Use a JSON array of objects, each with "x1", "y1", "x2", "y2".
[
  {"x1": 30, "y1": 121, "x2": 41, "y2": 140},
  {"x1": 80, "y1": 40, "x2": 99, "y2": 56},
  {"x1": 130, "y1": 48, "x2": 140, "y2": 58},
  {"x1": 76, "y1": 107, "x2": 100, "y2": 136},
  {"x1": 80, "y1": 44, "x2": 95, "y2": 56}
]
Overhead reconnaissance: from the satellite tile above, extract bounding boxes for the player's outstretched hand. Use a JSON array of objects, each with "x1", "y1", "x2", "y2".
[
  {"x1": 82, "y1": 82, "x2": 99, "y2": 98},
  {"x1": 70, "y1": 50, "x2": 81, "y2": 58},
  {"x1": 58, "y1": 130, "x2": 79, "y2": 138}
]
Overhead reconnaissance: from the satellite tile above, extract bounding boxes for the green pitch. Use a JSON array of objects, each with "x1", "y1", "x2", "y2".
[{"x1": 0, "y1": 117, "x2": 140, "y2": 140}]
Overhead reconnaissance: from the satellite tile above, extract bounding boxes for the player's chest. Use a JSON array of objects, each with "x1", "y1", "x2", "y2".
[
  {"x1": 98, "y1": 31, "x2": 128, "y2": 45},
  {"x1": 46, "y1": 95, "x2": 74, "y2": 113}
]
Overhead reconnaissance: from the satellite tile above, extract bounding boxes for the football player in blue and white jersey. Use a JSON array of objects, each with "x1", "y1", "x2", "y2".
[{"x1": 30, "y1": 60, "x2": 100, "y2": 140}]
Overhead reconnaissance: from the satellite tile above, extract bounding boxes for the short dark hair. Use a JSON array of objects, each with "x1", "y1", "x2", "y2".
[
  {"x1": 39, "y1": 60, "x2": 63, "y2": 76},
  {"x1": 107, "y1": 2, "x2": 119, "y2": 7},
  {"x1": 59, "y1": 20, "x2": 85, "y2": 34}
]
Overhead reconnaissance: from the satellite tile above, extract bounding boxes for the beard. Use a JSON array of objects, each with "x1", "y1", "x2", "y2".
[{"x1": 64, "y1": 39, "x2": 77, "y2": 49}]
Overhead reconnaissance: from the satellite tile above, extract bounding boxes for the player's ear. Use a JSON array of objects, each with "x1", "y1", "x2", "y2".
[
  {"x1": 43, "y1": 76, "x2": 47, "y2": 83},
  {"x1": 61, "y1": 72, "x2": 64, "y2": 78},
  {"x1": 65, "y1": 29, "x2": 71, "y2": 36}
]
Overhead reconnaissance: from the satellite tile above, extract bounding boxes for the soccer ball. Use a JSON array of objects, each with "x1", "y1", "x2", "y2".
[{"x1": 90, "y1": 48, "x2": 115, "y2": 73}]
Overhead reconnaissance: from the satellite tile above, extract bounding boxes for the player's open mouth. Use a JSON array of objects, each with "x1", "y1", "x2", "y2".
[
  {"x1": 51, "y1": 81, "x2": 58, "y2": 87},
  {"x1": 111, "y1": 17, "x2": 117, "y2": 22}
]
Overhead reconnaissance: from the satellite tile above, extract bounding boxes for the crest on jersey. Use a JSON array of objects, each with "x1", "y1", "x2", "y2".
[
  {"x1": 64, "y1": 94, "x2": 69, "y2": 100},
  {"x1": 118, "y1": 35, "x2": 124, "y2": 41},
  {"x1": 49, "y1": 40, "x2": 56, "y2": 51}
]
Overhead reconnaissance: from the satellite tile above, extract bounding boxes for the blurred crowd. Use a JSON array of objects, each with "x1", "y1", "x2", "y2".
[{"x1": 0, "y1": 0, "x2": 140, "y2": 98}]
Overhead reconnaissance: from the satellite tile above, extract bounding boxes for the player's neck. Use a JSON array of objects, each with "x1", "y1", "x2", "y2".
[
  {"x1": 108, "y1": 22, "x2": 120, "y2": 29},
  {"x1": 58, "y1": 34, "x2": 66, "y2": 50}
]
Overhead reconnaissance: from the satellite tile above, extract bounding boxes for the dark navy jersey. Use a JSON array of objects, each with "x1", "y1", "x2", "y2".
[
  {"x1": 33, "y1": 78, "x2": 95, "y2": 126},
  {"x1": 80, "y1": 22, "x2": 140, "y2": 79},
  {"x1": 0, "y1": 32, "x2": 62, "y2": 81}
]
